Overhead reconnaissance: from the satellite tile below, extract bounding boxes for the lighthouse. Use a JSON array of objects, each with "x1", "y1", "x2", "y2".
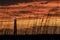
[{"x1": 14, "y1": 17, "x2": 17, "y2": 35}]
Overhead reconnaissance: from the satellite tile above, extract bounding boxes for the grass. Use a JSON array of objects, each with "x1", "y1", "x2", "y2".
[
  {"x1": 0, "y1": 28, "x2": 13, "y2": 35},
  {"x1": 0, "y1": 16, "x2": 60, "y2": 35},
  {"x1": 17, "y1": 26, "x2": 60, "y2": 35},
  {"x1": 0, "y1": 25, "x2": 60, "y2": 35}
]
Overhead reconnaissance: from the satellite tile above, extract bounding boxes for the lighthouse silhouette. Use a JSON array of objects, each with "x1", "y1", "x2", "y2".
[{"x1": 14, "y1": 17, "x2": 17, "y2": 35}]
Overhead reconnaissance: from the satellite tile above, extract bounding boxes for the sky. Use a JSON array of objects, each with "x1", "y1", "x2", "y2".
[
  {"x1": 0, "y1": 0, "x2": 34, "y2": 5},
  {"x1": 0, "y1": 0, "x2": 60, "y2": 21},
  {"x1": 0, "y1": 0, "x2": 59, "y2": 5}
]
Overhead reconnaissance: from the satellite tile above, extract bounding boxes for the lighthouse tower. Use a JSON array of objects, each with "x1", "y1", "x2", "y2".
[{"x1": 14, "y1": 17, "x2": 17, "y2": 35}]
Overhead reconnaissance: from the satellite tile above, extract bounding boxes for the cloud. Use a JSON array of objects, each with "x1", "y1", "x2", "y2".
[{"x1": 19, "y1": 10, "x2": 32, "y2": 13}]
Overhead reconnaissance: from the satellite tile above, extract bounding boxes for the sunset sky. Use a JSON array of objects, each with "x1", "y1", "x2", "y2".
[
  {"x1": 0, "y1": 0, "x2": 60, "y2": 5},
  {"x1": 0, "y1": 0, "x2": 60, "y2": 22}
]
